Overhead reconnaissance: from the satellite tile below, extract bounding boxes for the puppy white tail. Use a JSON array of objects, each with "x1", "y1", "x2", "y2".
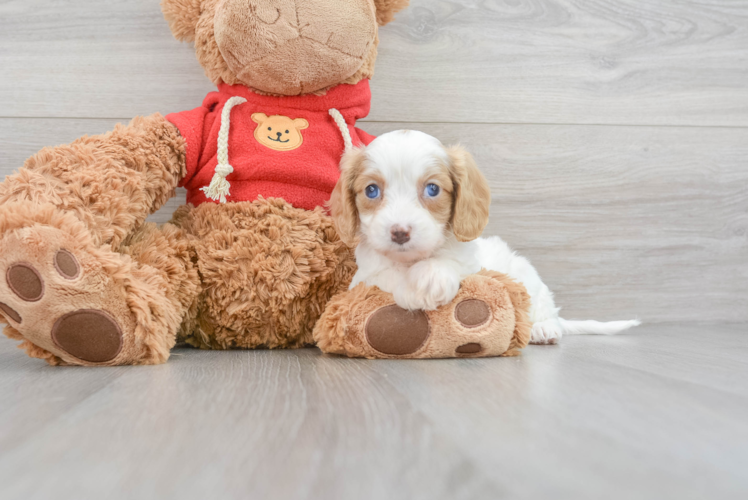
[{"x1": 560, "y1": 318, "x2": 641, "y2": 336}]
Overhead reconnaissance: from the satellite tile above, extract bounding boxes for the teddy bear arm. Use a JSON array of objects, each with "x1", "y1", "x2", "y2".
[
  {"x1": 314, "y1": 270, "x2": 533, "y2": 359},
  {"x1": 0, "y1": 113, "x2": 186, "y2": 248}
]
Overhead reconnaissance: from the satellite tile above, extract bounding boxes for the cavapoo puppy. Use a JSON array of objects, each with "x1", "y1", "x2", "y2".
[{"x1": 330, "y1": 130, "x2": 639, "y2": 344}]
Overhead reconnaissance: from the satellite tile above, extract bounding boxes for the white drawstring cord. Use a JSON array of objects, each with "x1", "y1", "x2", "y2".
[
  {"x1": 204, "y1": 103, "x2": 350, "y2": 204},
  {"x1": 201, "y1": 96, "x2": 247, "y2": 203},
  {"x1": 329, "y1": 108, "x2": 352, "y2": 153}
]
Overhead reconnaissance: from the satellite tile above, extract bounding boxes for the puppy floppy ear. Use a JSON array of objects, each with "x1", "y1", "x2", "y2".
[
  {"x1": 446, "y1": 145, "x2": 492, "y2": 242},
  {"x1": 161, "y1": 0, "x2": 202, "y2": 42},
  {"x1": 329, "y1": 147, "x2": 367, "y2": 247},
  {"x1": 373, "y1": 0, "x2": 410, "y2": 26}
]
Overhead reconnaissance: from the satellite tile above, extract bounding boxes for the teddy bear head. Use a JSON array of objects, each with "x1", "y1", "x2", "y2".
[{"x1": 161, "y1": 0, "x2": 409, "y2": 96}]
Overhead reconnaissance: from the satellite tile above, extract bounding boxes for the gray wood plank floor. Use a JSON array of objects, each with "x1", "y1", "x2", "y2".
[
  {"x1": 0, "y1": 324, "x2": 746, "y2": 500},
  {"x1": 1, "y1": 1, "x2": 747, "y2": 498}
]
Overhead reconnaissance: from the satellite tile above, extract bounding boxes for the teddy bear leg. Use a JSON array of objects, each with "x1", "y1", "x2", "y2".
[
  {"x1": 314, "y1": 270, "x2": 532, "y2": 359},
  {"x1": 169, "y1": 199, "x2": 356, "y2": 350},
  {"x1": 0, "y1": 114, "x2": 190, "y2": 365},
  {"x1": 0, "y1": 114, "x2": 185, "y2": 248},
  {"x1": 0, "y1": 212, "x2": 199, "y2": 366}
]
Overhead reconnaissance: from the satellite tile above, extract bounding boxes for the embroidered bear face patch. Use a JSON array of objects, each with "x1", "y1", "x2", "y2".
[{"x1": 251, "y1": 113, "x2": 309, "y2": 151}]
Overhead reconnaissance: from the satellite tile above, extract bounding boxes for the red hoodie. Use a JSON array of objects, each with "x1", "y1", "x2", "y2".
[{"x1": 166, "y1": 80, "x2": 375, "y2": 210}]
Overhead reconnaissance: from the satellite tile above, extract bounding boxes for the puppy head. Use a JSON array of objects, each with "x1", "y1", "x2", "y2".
[{"x1": 329, "y1": 130, "x2": 491, "y2": 262}]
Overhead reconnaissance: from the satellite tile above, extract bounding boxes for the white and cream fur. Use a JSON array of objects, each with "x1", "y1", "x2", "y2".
[{"x1": 330, "y1": 130, "x2": 639, "y2": 344}]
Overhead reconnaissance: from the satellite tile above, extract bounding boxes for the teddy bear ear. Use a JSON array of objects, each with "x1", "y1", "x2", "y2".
[
  {"x1": 161, "y1": 0, "x2": 202, "y2": 42},
  {"x1": 373, "y1": 0, "x2": 410, "y2": 26},
  {"x1": 252, "y1": 113, "x2": 269, "y2": 124}
]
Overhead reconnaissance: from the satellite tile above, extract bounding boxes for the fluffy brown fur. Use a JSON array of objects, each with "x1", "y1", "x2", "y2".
[
  {"x1": 0, "y1": 114, "x2": 185, "y2": 248},
  {"x1": 314, "y1": 269, "x2": 532, "y2": 359},
  {"x1": 170, "y1": 198, "x2": 356, "y2": 350},
  {"x1": 161, "y1": 0, "x2": 202, "y2": 42},
  {"x1": 373, "y1": 0, "x2": 410, "y2": 26}
]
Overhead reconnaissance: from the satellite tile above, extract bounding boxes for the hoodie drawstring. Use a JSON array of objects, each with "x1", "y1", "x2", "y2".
[
  {"x1": 203, "y1": 102, "x2": 351, "y2": 204},
  {"x1": 329, "y1": 108, "x2": 352, "y2": 153},
  {"x1": 202, "y1": 96, "x2": 247, "y2": 203}
]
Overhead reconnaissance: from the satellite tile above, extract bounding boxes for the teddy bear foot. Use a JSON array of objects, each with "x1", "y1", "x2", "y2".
[
  {"x1": 0, "y1": 219, "x2": 174, "y2": 366},
  {"x1": 314, "y1": 271, "x2": 532, "y2": 359}
]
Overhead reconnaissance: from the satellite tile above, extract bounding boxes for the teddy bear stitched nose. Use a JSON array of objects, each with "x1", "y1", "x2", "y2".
[{"x1": 276, "y1": 132, "x2": 283, "y2": 138}]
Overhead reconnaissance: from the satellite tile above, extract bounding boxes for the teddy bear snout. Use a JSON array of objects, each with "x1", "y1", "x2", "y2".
[{"x1": 214, "y1": 0, "x2": 377, "y2": 95}]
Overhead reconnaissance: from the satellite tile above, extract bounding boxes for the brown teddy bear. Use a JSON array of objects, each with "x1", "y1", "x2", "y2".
[{"x1": 0, "y1": 0, "x2": 531, "y2": 366}]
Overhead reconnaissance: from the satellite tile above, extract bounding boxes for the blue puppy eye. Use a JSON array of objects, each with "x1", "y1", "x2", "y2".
[
  {"x1": 365, "y1": 184, "x2": 380, "y2": 199},
  {"x1": 425, "y1": 183, "x2": 440, "y2": 197}
]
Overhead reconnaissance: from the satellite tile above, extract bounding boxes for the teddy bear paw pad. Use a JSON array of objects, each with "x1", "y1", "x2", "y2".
[
  {"x1": 455, "y1": 342, "x2": 482, "y2": 354},
  {"x1": 51, "y1": 309, "x2": 123, "y2": 363},
  {"x1": 6, "y1": 263, "x2": 44, "y2": 302},
  {"x1": 454, "y1": 299, "x2": 491, "y2": 328},
  {"x1": 0, "y1": 302, "x2": 22, "y2": 323},
  {"x1": 54, "y1": 249, "x2": 80, "y2": 279},
  {"x1": 365, "y1": 305, "x2": 430, "y2": 355}
]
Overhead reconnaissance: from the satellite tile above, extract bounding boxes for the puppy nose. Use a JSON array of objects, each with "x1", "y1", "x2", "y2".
[{"x1": 390, "y1": 226, "x2": 411, "y2": 245}]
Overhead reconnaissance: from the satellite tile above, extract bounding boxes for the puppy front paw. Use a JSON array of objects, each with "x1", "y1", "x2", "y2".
[
  {"x1": 392, "y1": 287, "x2": 430, "y2": 312},
  {"x1": 399, "y1": 260, "x2": 460, "y2": 311}
]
